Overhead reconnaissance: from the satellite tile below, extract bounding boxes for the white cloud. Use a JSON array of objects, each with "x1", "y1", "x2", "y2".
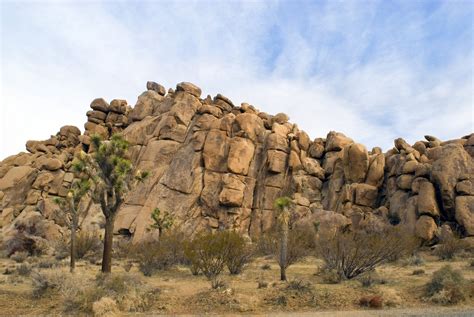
[{"x1": 0, "y1": 0, "x2": 472, "y2": 159}]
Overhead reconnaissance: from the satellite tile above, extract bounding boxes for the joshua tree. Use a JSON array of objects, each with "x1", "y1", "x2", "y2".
[
  {"x1": 150, "y1": 208, "x2": 174, "y2": 237},
  {"x1": 73, "y1": 134, "x2": 147, "y2": 273},
  {"x1": 53, "y1": 178, "x2": 91, "y2": 273},
  {"x1": 274, "y1": 196, "x2": 292, "y2": 281}
]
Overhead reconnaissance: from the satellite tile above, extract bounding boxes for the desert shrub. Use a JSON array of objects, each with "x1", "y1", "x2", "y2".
[
  {"x1": 184, "y1": 231, "x2": 228, "y2": 282},
  {"x1": 257, "y1": 280, "x2": 268, "y2": 289},
  {"x1": 412, "y1": 269, "x2": 425, "y2": 275},
  {"x1": 211, "y1": 277, "x2": 227, "y2": 289},
  {"x1": 401, "y1": 254, "x2": 425, "y2": 266},
  {"x1": 255, "y1": 231, "x2": 278, "y2": 256},
  {"x1": 75, "y1": 231, "x2": 102, "y2": 259},
  {"x1": 316, "y1": 226, "x2": 416, "y2": 280},
  {"x1": 122, "y1": 261, "x2": 133, "y2": 272},
  {"x1": 261, "y1": 264, "x2": 271, "y2": 270},
  {"x1": 31, "y1": 270, "x2": 65, "y2": 298},
  {"x1": 10, "y1": 251, "x2": 28, "y2": 263},
  {"x1": 63, "y1": 273, "x2": 154, "y2": 313},
  {"x1": 133, "y1": 230, "x2": 187, "y2": 276},
  {"x1": 38, "y1": 259, "x2": 57, "y2": 269},
  {"x1": 52, "y1": 237, "x2": 70, "y2": 260},
  {"x1": 434, "y1": 235, "x2": 468, "y2": 260},
  {"x1": 425, "y1": 265, "x2": 467, "y2": 304},
  {"x1": 286, "y1": 279, "x2": 312, "y2": 293},
  {"x1": 223, "y1": 231, "x2": 253, "y2": 274},
  {"x1": 318, "y1": 267, "x2": 342, "y2": 284},
  {"x1": 92, "y1": 297, "x2": 119, "y2": 317},
  {"x1": 4, "y1": 231, "x2": 40, "y2": 257},
  {"x1": 470, "y1": 259, "x2": 474, "y2": 268},
  {"x1": 17, "y1": 263, "x2": 32, "y2": 276}
]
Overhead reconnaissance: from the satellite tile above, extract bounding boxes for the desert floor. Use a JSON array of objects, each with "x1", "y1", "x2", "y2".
[{"x1": 0, "y1": 251, "x2": 473, "y2": 316}]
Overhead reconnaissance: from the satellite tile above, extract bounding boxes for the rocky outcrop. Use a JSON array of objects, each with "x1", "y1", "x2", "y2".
[{"x1": 1, "y1": 81, "x2": 473, "y2": 245}]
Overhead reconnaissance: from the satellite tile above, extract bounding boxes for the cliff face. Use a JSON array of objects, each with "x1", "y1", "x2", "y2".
[{"x1": 1, "y1": 81, "x2": 473, "y2": 245}]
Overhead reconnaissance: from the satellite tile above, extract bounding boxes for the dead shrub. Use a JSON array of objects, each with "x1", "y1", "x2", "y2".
[
  {"x1": 257, "y1": 280, "x2": 268, "y2": 289},
  {"x1": 400, "y1": 254, "x2": 425, "y2": 266},
  {"x1": 434, "y1": 235, "x2": 469, "y2": 260},
  {"x1": 38, "y1": 259, "x2": 57, "y2": 269},
  {"x1": 317, "y1": 267, "x2": 342, "y2": 284},
  {"x1": 425, "y1": 265, "x2": 467, "y2": 304},
  {"x1": 286, "y1": 279, "x2": 312, "y2": 293},
  {"x1": 316, "y1": 226, "x2": 416, "y2": 280},
  {"x1": 10, "y1": 251, "x2": 28, "y2": 263},
  {"x1": 260, "y1": 264, "x2": 271, "y2": 270},
  {"x1": 17, "y1": 263, "x2": 32, "y2": 276},
  {"x1": 92, "y1": 297, "x2": 119, "y2": 317},
  {"x1": 31, "y1": 270, "x2": 66, "y2": 298},
  {"x1": 75, "y1": 231, "x2": 102, "y2": 259},
  {"x1": 4, "y1": 231, "x2": 45, "y2": 257},
  {"x1": 412, "y1": 269, "x2": 425, "y2": 275}
]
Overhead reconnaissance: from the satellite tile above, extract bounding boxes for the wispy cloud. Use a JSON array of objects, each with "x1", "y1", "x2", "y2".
[{"x1": 1, "y1": 0, "x2": 472, "y2": 159}]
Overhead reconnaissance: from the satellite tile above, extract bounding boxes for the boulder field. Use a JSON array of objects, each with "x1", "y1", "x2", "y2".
[{"x1": 1, "y1": 81, "x2": 473, "y2": 245}]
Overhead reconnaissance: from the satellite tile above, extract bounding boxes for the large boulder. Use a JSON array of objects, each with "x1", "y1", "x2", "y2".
[
  {"x1": 203, "y1": 130, "x2": 228, "y2": 172},
  {"x1": 343, "y1": 143, "x2": 369, "y2": 183},
  {"x1": 415, "y1": 215, "x2": 437, "y2": 241},
  {"x1": 176, "y1": 82, "x2": 202, "y2": 98},
  {"x1": 455, "y1": 196, "x2": 474, "y2": 235},
  {"x1": 227, "y1": 137, "x2": 255, "y2": 175},
  {"x1": 417, "y1": 181, "x2": 440, "y2": 217},
  {"x1": 325, "y1": 131, "x2": 353, "y2": 152},
  {"x1": 431, "y1": 144, "x2": 474, "y2": 219}
]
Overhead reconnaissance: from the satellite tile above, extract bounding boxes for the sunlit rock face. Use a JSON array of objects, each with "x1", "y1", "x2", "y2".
[{"x1": 1, "y1": 81, "x2": 473, "y2": 244}]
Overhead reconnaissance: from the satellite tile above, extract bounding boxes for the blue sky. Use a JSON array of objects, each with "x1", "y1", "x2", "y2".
[{"x1": 1, "y1": 0, "x2": 473, "y2": 159}]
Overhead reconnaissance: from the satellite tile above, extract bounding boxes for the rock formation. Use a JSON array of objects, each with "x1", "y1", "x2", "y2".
[{"x1": 1, "y1": 81, "x2": 473, "y2": 246}]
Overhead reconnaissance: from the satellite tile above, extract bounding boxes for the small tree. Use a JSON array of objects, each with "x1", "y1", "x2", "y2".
[
  {"x1": 73, "y1": 134, "x2": 147, "y2": 273},
  {"x1": 53, "y1": 178, "x2": 91, "y2": 273},
  {"x1": 274, "y1": 196, "x2": 292, "y2": 281},
  {"x1": 149, "y1": 208, "x2": 174, "y2": 237}
]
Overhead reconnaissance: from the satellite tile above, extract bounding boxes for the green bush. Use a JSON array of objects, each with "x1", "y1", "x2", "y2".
[
  {"x1": 222, "y1": 231, "x2": 253, "y2": 275},
  {"x1": 425, "y1": 265, "x2": 467, "y2": 304},
  {"x1": 184, "y1": 231, "x2": 229, "y2": 281}
]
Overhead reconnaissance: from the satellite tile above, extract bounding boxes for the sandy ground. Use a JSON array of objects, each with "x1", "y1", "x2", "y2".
[{"x1": 0, "y1": 252, "x2": 473, "y2": 315}]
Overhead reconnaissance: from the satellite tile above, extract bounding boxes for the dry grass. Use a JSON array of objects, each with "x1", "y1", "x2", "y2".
[{"x1": 0, "y1": 251, "x2": 472, "y2": 315}]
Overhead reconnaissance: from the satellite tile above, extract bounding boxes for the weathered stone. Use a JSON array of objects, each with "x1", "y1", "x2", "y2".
[
  {"x1": 203, "y1": 130, "x2": 228, "y2": 172},
  {"x1": 322, "y1": 151, "x2": 343, "y2": 175},
  {"x1": 431, "y1": 144, "x2": 474, "y2": 218},
  {"x1": 411, "y1": 177, "x2": 428, "y2": 194},
  {"x1": 288, "y1": 150, "x2": 302, "y2": 170},
  {"x1": 343, "y1": 143, "x2": 369, "y2": 183},
  {"x1": 418, "y1": 181, "x2": 440, "y2": 217},
  {"x1": 455, "y1": 196, "x2": 474, "y2": 235},
  {"x1": 302, "y1": 157, "x2": 324, "y2": 179},
  {"x1": 325, "y1": 131, "x2": 353, "y2": 152},
  {"x1": 87, "y1": 110, "x2": 107, "y2": 121},
  {"x1": 146, "y1": 81, "x2": 166, "y2": 96},
  {"x1": 219, "y1": 174, "x2": 246, "y2": 207},
  {"x1": 90, "y1": 98, "x2": 109, "y2": 112},
  {"x1": 308, "y1": 138, "x2": 325, "y2": 158},
  {"x1": 34, "y1": 156, "x2": 63, "y2": 171},
  {"x1": 397, "y1": 174, "x2": 414, "y2": 190},
  {"x1": 354, "y1": 183, "x2": 378, "y2": 208},
  {"x1": 297, "y1": 131, "x2": 310, "y2": 151},
  {"x1": 109, "y1": 99, "x2": 127, "y2": 114},
  {"x1": 227, "y1": 137, "x2": 255, "y2": 175},
  {"x1": 273, "y1": 113, "x2": 289, "y2": 124},
  {"x1": 176, "y1": 82, "x2": 201, "y2": 98},
  {"x1": 365, "y1": 153, "x2": 385, "y2": 187},
  {"x1": 415, "y1": 215, "x2": 437, "y2": 241},
  {"x1": 267, "y1": 133, "x2": 289, "y2": 153},
  {"x1": 456, "y1": 179, "x2": 474, "y2": 195},
  {"x1": 267, "y1": 150, "x2": 287, "y2": 173},
  {"x1": 402, "y1": 161, "x2": 419, "y2": 174}
]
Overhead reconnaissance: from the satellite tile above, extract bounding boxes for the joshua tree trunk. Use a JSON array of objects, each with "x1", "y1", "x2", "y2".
[
  {"x1": 279, "y1": 206, "x2": 289, "y2": 281},
  {"x1": 70, "y1": 221, "x2": 76, "y2": 273},
  {"x1": 101, "y1": 215, "x2": 115, "y2": 273}
]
